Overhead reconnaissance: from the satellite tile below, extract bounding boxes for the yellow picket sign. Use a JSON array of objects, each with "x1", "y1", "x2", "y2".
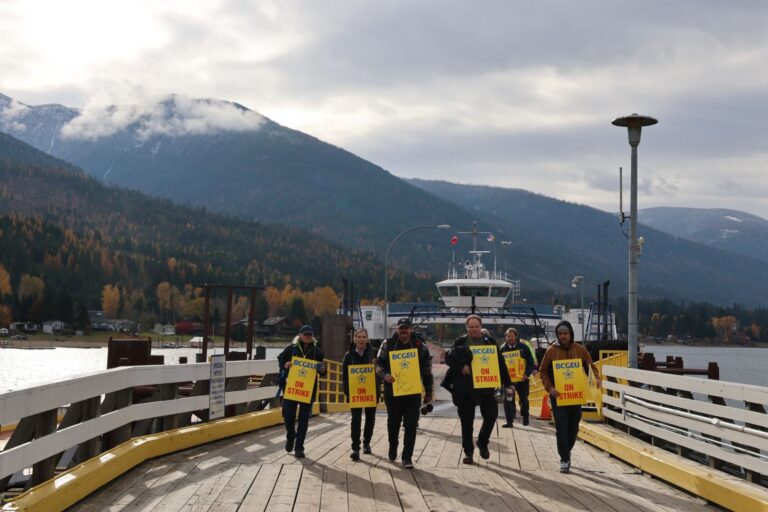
[
  {"x1": 470, "y1": 345, "x2": 501, "y2": 389},
  {"x1": 503, "y1": 350, "x2": 527, "y2": 383},
  {"x1": 389, "y1": 348, "x2": 421, "y2": 397},
  {"x1": 553, "y1": 358, "x2": 587, "y2": 406},
  {"x1": 348, "y1": 364, "x2": 377, "y2": 408},
  {"x1": 284, "y1": 356, "x2": 318, "y2": 404}
]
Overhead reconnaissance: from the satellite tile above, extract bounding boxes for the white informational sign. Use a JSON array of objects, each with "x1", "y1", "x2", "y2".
[{"x1": 209, "y1": 354, "x2": 226, "y2": 420}]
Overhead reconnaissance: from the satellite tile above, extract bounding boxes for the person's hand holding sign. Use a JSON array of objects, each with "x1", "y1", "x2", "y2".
[
  {"x1": 461, "y1": 364, "x2": 471, "y2": 376},
  {"x1": 384, "y1": 373, "x2": 395, "y2": 383},
  {"x1": 284, "y1": 361, "x2": 292, "y2": 369}
]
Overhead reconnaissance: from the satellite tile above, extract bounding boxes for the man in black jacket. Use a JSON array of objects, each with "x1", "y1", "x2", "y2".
[
  {"x1": 499, "y1": 327, "x2": 535, "y2": 427},
  {"x1": 375, "y1": 318, "x2": 433, "y2": 469},
  {"x1": 342, "y1": 328, "x2": 378, "y2": 461},
  {"x1": 277, "y1": 324, "x2": 327, "y2": 459},
  {"x1": 446, "y1": 315, "x2": 512, "y2": 464}
]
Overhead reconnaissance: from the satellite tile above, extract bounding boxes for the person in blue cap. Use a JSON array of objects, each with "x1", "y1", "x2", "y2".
[{"x1": 277, "y1": 324, "x2": 327, "y2": 458}]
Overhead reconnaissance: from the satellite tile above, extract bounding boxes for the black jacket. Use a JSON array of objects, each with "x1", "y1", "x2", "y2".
[
  {"x1": 500, "y1": 341, "x2": 535, "y2": 379},
  {"x1": 446, "y1": 334, "x2": 512, "y2": 404},
  {"x1": 277, "y1": 338, "x2": 327, "y2": 399},
  {"x1": 375, "y1": 333, "x2": 433, "y2": 399},
  {"x1": 342, "y1": 344, "x2": 378, "y2": 399}
]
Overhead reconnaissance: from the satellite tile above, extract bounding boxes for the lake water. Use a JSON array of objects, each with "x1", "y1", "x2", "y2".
[
  {"x1": 0, "y1": 346, "x2": 282, "y2": 393},
  {"x1": 642, "y1": 345, "x2": 768, "y2": 388},
  {"x1": 1, "y1": 344, "x2": 766, "y2": 393}
]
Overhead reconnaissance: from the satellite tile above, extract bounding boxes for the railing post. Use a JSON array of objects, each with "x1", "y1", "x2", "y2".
[{"x1": 28, "y1": 409, "x2": 58, "y2": 489}]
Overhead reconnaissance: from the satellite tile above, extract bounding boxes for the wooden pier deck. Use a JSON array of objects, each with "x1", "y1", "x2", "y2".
[{"x1": 69, "y1": 410, "x2": 718, "y2": 512}]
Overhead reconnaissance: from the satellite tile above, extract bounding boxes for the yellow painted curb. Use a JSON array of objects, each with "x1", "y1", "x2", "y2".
[
  {"x1": 579, "y1": 422, "x2": 768, "y2": 512},
  {"x1": 2, "y1": 407, "x2": 303, "y2": 512}
]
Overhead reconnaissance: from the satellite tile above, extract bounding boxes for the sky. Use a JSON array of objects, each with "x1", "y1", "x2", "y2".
[{"x1": 1, "y1": 0, "x2": 768, "y2": 218}]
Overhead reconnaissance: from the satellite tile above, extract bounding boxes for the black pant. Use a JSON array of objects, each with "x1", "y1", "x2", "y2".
[
  {"x1": 282, "y1": 399, "x2": 313, "y2": 451},
  {"x1": 503, "y1": 380, "x2": 530, "y2": 423},
  {"x1": 550, "y1": 398, "x2": 582, "y2": 462},
  {"x1": 457, "y1": 393, "x2": 497, "y2": 456},
  {"x1": 385, "y1": 395, "x2": 421, "y2": 460},
  {"x1": 351, "y1": 406, "x2": 376, "y2": 451}
]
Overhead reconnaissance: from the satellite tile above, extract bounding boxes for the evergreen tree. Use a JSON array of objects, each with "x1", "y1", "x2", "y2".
[{"x1": 288, "y1": 297, "x2": 308, "y2": 325}]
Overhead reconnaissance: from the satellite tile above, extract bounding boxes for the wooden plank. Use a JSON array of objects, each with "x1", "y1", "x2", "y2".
[
  {"x1": 412, "y1": 469, "x2": 463, "y2": 511},
  {"x1": 478, "y1": 468, "x2": 539, "y2": 512},
  {"x1": 292, "y1": 465, "x2": 323, "y2": 512},
  {"x1": 603, "y1": 409, "x2": 768, "y2": 474},
  {"x1": 345, "y1": 465, "x2": 375, "y2": 510},
  {"x1": 390, "y1": 467, "x2": 430, "y2": 512},
  {"x1": 213, "y1": 463, "x2": 261, "y2": 504},
  {"x1": 239, "y1": 463, "x2": 281, "y2": 511},
  {"x1": 179, "y1": 463, "x2": 239, "y2": 512},
  {"x1": 369, "y1": 466, "x2": 402, "y2": 511},
  {"x1": 436, "y1": 417, "x2": 463, "y2": 467},
  {"x1": 110, "y1": 462, "x2": 198, "y2": 512},
  {"x1": 319, "y1": 464, "x2": 348, "y2": 511},
  {"x1": 604, "y1": 380, "x2": 768, "y2": 428},
  {"x1": 416, "y1": 417, "x2": 453, "y2": 468},
  {"x1": 265, "y1": 464, "x2": 303, "y2": 511},
  {"x1": 603, "y1": 394, "x2": 765, "y2": 447},
  {"x1": 512, "y1": 425, "x2": 540, "y2": 471},
  {"x1": 528, "y1": 428, "x2": 559, "y2": 472},
  {"x1": 603, "y1": 366, "x2": 768, "y2": 404}
]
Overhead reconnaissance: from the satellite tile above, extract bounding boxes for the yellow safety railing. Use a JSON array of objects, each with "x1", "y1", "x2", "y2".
[
  {"x1": 528, "y1": 350, "x2": 628, "y2": 421},
  {"x1": 317, "y1": 359, "x2": 345, "y2": 404}
]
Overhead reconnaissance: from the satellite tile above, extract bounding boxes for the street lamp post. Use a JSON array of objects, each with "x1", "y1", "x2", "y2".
[
  {"x1": 571, "y1": 275, "x2": 584, "y2": 342},
  {"x1": 384, "y1": 224, "x2": 451, "y2": 330},
  {"x1": 612, "y1": 113, "x2": 658, "y2": 368}
]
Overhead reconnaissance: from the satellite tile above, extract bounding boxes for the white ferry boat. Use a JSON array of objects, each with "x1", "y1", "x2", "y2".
[{"x1": 353, "y1": 223, "x2": 617, "y2": 345}]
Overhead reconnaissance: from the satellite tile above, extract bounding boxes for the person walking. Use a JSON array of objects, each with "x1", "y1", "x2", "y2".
[
  {"x1": 500, "y1": 327, "x2": 535, "y2": 427},
  {"x1": 446, "y1": 314, "x2": 513, "y2": 465},
  {"x1": 342, "y1": 328, "x2": 377, "y2": 461},
  {"x1": 277, "y1": 324, "x2": 327, "y2": 459},
  {"x1": 376, "y1": 318, "x2": 433, "y2": 469},
  {"x1": 539, "y1": 320, "x2": 601, "y2": 473}
]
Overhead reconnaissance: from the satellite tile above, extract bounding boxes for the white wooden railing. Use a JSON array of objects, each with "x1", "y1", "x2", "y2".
[
  {"x1": 602, "y1": 365, "x2": 768, "y2": 482},
  {"x1": 0, "y1": 360, "x2": 280, "y2": 492}
]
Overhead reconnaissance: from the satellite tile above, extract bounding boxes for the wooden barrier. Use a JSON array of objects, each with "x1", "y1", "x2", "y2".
[{"x1": 602, "y1": 365, "x2": 768, "y2": 484}]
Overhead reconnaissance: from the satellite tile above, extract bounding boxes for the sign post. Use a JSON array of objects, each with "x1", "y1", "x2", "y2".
[{"x1": 209, "y1": 354, "x2": 226, "y2": 420}]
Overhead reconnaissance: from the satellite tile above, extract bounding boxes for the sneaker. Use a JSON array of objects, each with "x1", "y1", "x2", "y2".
[
  {"x1": 295, "y1": 450, "x2": 305, "y2": 459},
  {"x1": 285, "y1": 436, "x2": 295, "y2": 453},
  {"x1": 350, "y1": 450, "x2": 360, "y2": 461},
  {"x1": 501, "y1": 423, "x2": 513, "y2": 428},
  {"x1": 476, "y1": 441, "x2": 490, "y2": 460},
  {"x1": 462, "y1": 456, "x2": 474, "y2": 465},
  {"x1": 402, "y1": 458, "x2": 414, "y2": 469},
  {"x1": 388, "y1": 448, "x2": 397, "y2": 462},
  {"x1": 559, "y1": 460, "x2": 569, "y2": 473},
  {"x1": 522, "y1": 417, "x2": 529, "y2": 426},
  {"x1": 363, "y1": 444, "x2": 372, "y2": 455}
]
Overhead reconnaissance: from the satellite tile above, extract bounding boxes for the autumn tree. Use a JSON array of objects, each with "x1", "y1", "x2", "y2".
[
  {"x1": 0, "y1": 305, "x2": 12, "y2": 326},
  {"x1": 305, "y1": 286, "x2": 340, "y2": 317},
  {"x1": 102, "y1": 284, "x2": 121, "y2": 318},
  {"x1": 0, "y1": 264, "x2": 11, "y2": 297},
  {"x1": 17, "y1": 274, "x2": 44, "y2": 302}
]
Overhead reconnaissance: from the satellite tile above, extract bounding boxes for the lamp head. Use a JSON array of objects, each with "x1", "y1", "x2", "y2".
[{"x1": 612, "y1": 113, "x2": 658, "y2": 147}]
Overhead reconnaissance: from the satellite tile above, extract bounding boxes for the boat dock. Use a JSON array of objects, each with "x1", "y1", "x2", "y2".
[
  {"x1": 1, "y1": 354, "x2": 767, "y2": 511},
  {"x1": 69, "y1": 413, "x2": 716, "y2": 512}
]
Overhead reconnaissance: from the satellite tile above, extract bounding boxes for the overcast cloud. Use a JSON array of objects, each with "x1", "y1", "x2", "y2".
[{"x1": 1, "y1": 0, "x2": 767, "y2": 217}]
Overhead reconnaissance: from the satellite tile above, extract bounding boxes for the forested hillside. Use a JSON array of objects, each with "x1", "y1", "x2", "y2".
[{"x1": 0, "y1": 135, "x2": 436, "y2": 327}]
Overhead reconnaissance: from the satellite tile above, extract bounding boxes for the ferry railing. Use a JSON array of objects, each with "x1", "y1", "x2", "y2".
[
  {"x1": 0, "y1": 359, "x2": 281, "y2": 495},
  {"x1": 602, "y1": 365, "x2": 768, "y2": 485}
]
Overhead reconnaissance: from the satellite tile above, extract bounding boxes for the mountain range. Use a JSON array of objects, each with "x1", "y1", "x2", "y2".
[
  {"x1": 639, "y1": 207, "x2": 768, "y2": 265},
  {"x1": 2, "y1": 92, "x2": 767, "y2": 306}
]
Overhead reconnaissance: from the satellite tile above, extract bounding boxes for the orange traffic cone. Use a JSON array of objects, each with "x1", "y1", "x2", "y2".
[{"x1": 538, "y1": 394, "x2": 551, "y2": 420}]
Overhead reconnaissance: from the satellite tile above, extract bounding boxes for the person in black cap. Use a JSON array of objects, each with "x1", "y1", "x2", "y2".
[
  {"x1": 277, "y1": 324, "x2": 327, "y2": 458},
  {"x1": 446, "y1": 314, "x2": 513, "y2": 464},
  {"x1": 500, "y1": 327, "x2": 535, "y2": 427},
  {"x1": 375, "y1": 318, "x2": 433, "y2": 469}
]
